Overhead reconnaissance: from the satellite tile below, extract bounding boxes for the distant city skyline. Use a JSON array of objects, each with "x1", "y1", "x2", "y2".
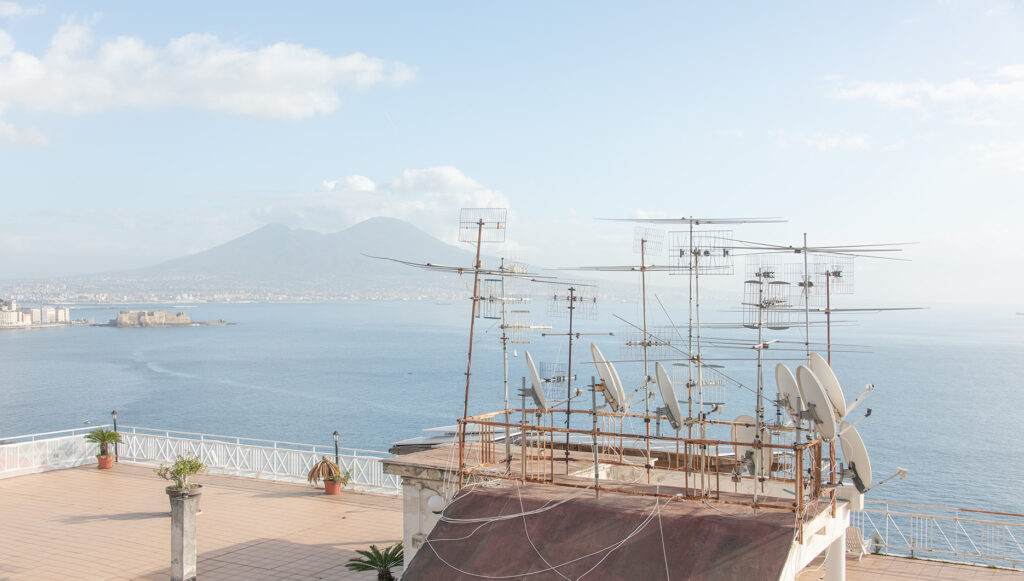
[{"x1": 2, "y1": 2, "x2": 1023, "y2": 306}]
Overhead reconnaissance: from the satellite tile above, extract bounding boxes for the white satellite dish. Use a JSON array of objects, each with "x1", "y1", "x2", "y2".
[
  {"x1": 839, "y1": 420, "x2": 872, "y2": 492},
  {"x1": 796, "y1": 365, "x2": 838, "y2": 440},
  {"x1": 590, "y1": 344, "x2": 627, "y2": 412},
  {"x1": 775, "y1": 363, "x2": 804, "y2": 423},
  {"x1": 524, "y1": 352, "x2": 549, "y2": 414},
  {"x1": 808, "y1": 352, "x2": 847, "y2": 420},
  {"x1": 655, "y1": 362, "x2": 683, "y2": 431},
  {"x1": 731, "y1": 414, "x2": 772, "y2": 476}
]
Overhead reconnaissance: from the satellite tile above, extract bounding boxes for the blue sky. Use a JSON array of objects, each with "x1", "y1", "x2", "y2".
[{"x1": 1, "y1": 1, "x2": 1023, "y2": 305}]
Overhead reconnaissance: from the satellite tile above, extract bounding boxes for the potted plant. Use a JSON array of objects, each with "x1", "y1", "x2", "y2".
[
  {"x1": 84, "y1": 428, "x2": 122, "y2": 469},
  {"x1": 345, "y1": 542, "x2": 403, "y2": 581},
  {"x1": 307, "y1": 456, "x2": 350, "y2": 495},
  {"x1": 156, "y1": 454, "x2": 208, "y2": 506}
]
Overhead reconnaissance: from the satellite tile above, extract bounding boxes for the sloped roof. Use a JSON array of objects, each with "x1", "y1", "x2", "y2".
[{"x1": 404, "y1": 483, "x2": 796, "y2": 581}]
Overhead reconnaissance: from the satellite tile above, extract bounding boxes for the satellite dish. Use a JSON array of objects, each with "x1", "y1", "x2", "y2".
[
  {"x1": 796, "y1": 366, "x2": 838, "y2": 439},
  {"x1": 839, "y1": 421, "x2": 872, "y2": 492},
  {"x1": 775, "y1": 363, "x2": 804, "y2": 423},
  {"x1": 524, "y1": 352, "x2": 549, "y2": 414},
  {"x1": 655, "y1": 362, "x2": 683, "y2": 430},
  {"x1": 809, "y1": 352, "x2": 847, "y2": 420},
  {"x1": 590, "y1": 344, "x2": 627, "y2": 412},
  {"x1": 731, "y1": 415, "x2": 771, "y2": 476}
]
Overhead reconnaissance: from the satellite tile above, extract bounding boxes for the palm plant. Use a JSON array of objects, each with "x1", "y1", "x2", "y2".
[
  {"x1": 307, "y1": 456, "x2": 349, "y2": 485},
  {"x1": 83, "y1": 428, "x2": 122, "y2": 457},
  {"x1": 345, "y1": 543, "x2": 403, "y2": 581}
]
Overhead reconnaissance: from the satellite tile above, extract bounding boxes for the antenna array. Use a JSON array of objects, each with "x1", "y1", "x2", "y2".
[
  {"x1": 459, "y1": 208, "x2": 507, "y2": 243},
  {"x1": 620, "y1": 325, "x2": 676, "y2": 361},
  {"x1": 546, "y1": 280, "x2": 599, "y2": 319},
  {"x1": 669, "y1": 229, "x2": 735, "y2": 274}
]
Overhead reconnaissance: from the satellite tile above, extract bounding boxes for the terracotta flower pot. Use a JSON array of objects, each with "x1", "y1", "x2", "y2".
[
  {"x1": 324, "y1": 480, "x2": 342, "y2": 495},
  {"x1": 97, "y1": 455, "x2": 114, "y2": 469}
]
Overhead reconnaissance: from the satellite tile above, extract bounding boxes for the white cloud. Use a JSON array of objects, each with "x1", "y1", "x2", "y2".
[
  {"x1": 776, "y1": 131, "x2": 871, "y2": 152},
  {"x1": 0, "y1": 18, "x2": 415, "y2": 142},
  {"x1": 323, "y1": 175, "x2": 376, "y2": 192},
  {"x1": 254, "y1": 167, "x2": 510, "y2": 243},
  {"x1": 828, "y1": 67, "x2": 1024, "y2": 110},
  {"x1": 0, "y1": 118, "x2": 47, "y2": 145},
  {"x1": 968, "y1": 141, "x2": 1024, "y2": 172},
  {"x1": 0, "y1": 2, "x2": 41, "y2": 18},
  {"x1": 0, "y1": 29, "x2": 13, "y2": 56}
]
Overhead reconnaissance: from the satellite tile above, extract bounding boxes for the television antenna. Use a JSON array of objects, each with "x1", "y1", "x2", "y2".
[
  {"x1": 567, "y1": 225, "x2": 674, "y2": 478},
  {"x1": 732, "y1": 235, "x2": 913, "y2": 360},
  {"x1": 478, "y1": 258, "x2": 554, "y2": 471},
  {"x1": 539, "y1": 279, "x2": 610, "y2": 469},
  {"x1": 742, "y1": 255, "x2": 793, "y2": 448},
  {"x1": 454, "y1": 208, "x2": 508, "y2": 485}
]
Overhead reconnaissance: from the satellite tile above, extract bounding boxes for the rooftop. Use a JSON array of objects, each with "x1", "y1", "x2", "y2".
[
  {"x1": 0, "y1": 463, "x2": 402, "y2": 580},
  {"x1": 0, "y1": 462, "x2": 1017, "y2": 580}
]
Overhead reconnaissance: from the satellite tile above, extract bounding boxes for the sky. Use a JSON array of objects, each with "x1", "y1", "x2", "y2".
[{"x1": 1, "y1": 1, "x2": 1023, "y2": 306}]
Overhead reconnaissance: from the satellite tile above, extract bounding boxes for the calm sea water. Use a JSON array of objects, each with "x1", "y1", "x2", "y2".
[{"x1": 2, "y1": 301, "x2": 1021, "y2": 514}]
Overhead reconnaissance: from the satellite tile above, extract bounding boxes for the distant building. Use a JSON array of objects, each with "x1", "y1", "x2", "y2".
[{"x1": 0, "y1": 299, "x2": 71, "y2": 327}]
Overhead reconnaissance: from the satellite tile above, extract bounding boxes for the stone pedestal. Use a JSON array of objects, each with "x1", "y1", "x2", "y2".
[{"x1": 170, "y1": 493, "x2": 198, "y2": 581}]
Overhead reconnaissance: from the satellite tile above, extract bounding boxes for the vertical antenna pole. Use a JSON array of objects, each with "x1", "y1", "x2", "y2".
[
  {"x1": 591, "y1": 375, "x2": 600, "y2": 499},
  {"x1": 641, "y1": 238, "x2": 652, "y2": 481},
  {"x1": 695, "y1": 252, "x2": 704, "y2": 439},
  {"x1": 521, "y1": 377, "x2": 527, "y2": 484},
  {"x1": 565, "y1": 286, "x2": 576, "y2": 470},
  {"x1": 459, "y1": 219, "x2": 485, "y2": 488},
  {"x1": 754, "y1": 274, "x2": 765, "y2": 506},
  {"x1": 500, "y1": 258, "x2": 511, "y2": 472},
  {"x1": 826, "y1": 270, "x2": 832, "y2": 365},
  {"x1": 694, "y1": 248, "x2": 707, "y2": 494},
  {"x1": 803, "y1": 233, "x2": 810, "y2": 361},
  {"x1": 686, "y1": 221, "x2": 695, "y2": 441},
  {"x1": 756, "y1": 275, "x2": 765, "y2": 428}
]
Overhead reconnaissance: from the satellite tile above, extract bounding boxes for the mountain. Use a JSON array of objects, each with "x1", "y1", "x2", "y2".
[
  {"x1": 5, "y1": 217, "x2": 650, "y2": 302},
  {"x1": 143, "y1": 218, "x2": 476, "y2": 282},
  {"x1": 92, "y1": 218, "x2": 486, "y2": 300}
]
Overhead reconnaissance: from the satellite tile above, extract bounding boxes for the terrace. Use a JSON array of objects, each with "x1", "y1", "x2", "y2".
[{"x1": 1, "y1": 427, "x2": 1019, "y2": 580}]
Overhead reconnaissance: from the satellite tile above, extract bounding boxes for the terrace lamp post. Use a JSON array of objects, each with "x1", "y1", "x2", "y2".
[
  {"x1": 111, "y1": 410, "x2": 118, "y2": 462},
  {"x1": 333, "y1": 430, "x2": 340, "y2": 472}
]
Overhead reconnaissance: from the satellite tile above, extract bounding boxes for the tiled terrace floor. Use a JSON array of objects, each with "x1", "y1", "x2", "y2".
[
  {"x1": 0, "y1": 463, "x2": 402, "y2": 580},
  {"x1": 0, "y1": 463, "x2": 1018, "y2": 580},
  {"x1": 798, "y1": 554, "x2": 1021, "y2": 580}
]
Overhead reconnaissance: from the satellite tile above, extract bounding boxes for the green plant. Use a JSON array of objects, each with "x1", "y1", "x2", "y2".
[
  {"x1": 345, "y1": 542, "x2": 403, "y2": 581},
  {"x1": 307, "y1": 456, "x2": 349, "y2": 486},
  {"x1": 83, "y1": 428, "x2": 122, "y2": 457},
  {"x1": 155, "y1": 454, "x2": 207, "y2": 490}
]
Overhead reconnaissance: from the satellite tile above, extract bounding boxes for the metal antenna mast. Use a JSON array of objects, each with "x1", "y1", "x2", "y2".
[
  {"x1": 479, "y1": 257, "x2": 540, "y2": 471},
  {"x1": 543, "y1": 280, "x2": 602, "y2": 470},
  {"x1": 456, "y1": 208, "x2": 507, "y2": 487}
]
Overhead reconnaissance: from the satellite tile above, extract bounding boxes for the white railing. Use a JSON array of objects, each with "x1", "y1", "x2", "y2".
[
  {"x1": 0, "y1": 425, "x2": 402, "y2": 494},
  {"x1": 852, "y1": 500, "x2": 1024, "y2": 568},
  {"x1": 0, "y1": 426, "x2": 101, "y2": 477}
]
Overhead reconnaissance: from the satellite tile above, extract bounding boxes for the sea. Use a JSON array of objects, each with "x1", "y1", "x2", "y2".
[{"x1": 1, "y1": 300, "x2": 1021, "y2": 515}]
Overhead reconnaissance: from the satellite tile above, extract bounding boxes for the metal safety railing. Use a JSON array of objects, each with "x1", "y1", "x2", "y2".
[
  {"x1": 0, "y1": 426, "x2": 100, "y2": 476},
  {"x1": 852, "y1": 500, "x2": 1024, "y2": 568},
  {"x1": 0, "y1": 425, "x2": 402, "y2": 495},
  {"x1": 458, "y1": 408, "x2": 830, "y2": 522}
]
